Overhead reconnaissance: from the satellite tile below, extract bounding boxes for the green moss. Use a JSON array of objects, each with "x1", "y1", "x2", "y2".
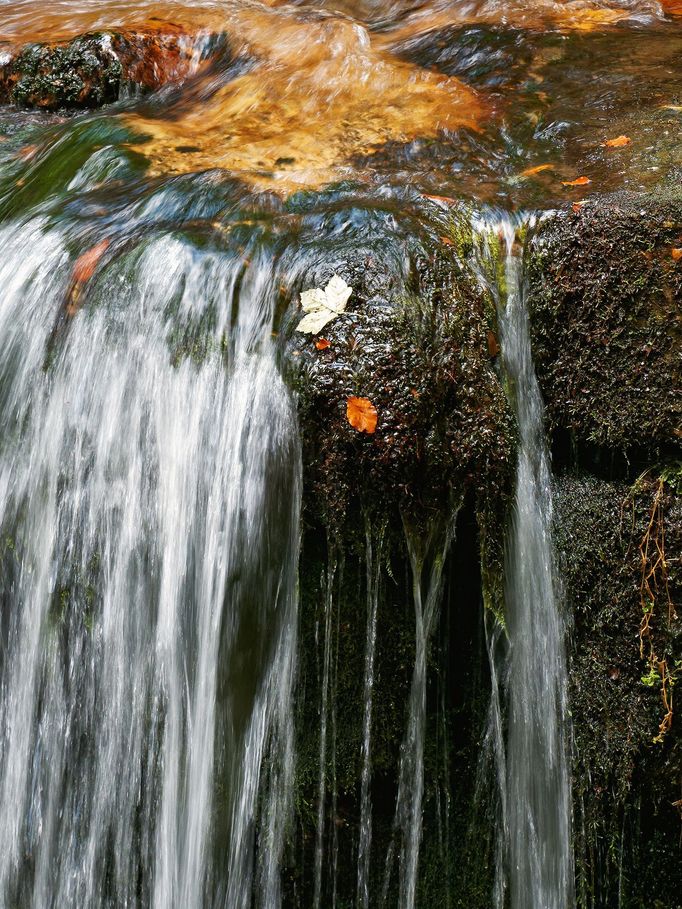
[{"x1": 8, "y1": 36, "x2": 123, "y2": 110}]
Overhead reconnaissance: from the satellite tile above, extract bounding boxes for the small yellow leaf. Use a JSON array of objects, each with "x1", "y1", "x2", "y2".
[{"x1": 347, "y1": 397, "x2": 378, "y2": 434}]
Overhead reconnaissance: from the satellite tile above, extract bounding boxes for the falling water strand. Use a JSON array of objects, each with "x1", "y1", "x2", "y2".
[
  {"x1": 486, "y1": 216, "x2": 574, "y2": 909},
  {"x1": 356, "y1": 517, "x2": 385, "y2": 909},
  {"x1": 475, "y1": 611, "x2": 509, "y2": 909},
  {"x1": 0, "y1": 222, "x2": 301, "y2": 909},
  {"x1": 313, "y1": 546, "x2": 337, "y2": 909},
  {"x1": 385, "y1": 513, "x2": 457, "y2": 909}
]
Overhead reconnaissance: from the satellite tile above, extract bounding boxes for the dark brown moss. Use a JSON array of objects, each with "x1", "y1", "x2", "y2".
[
  {"x1": 527, "y1": 193, "x2": 682, "y2": 457},
  {"x1": 291, "y1": 240, "x2": 515, "y2": 534},
  {"x1": 554, "y1": 472, "x2": 681, "y2": 909}
]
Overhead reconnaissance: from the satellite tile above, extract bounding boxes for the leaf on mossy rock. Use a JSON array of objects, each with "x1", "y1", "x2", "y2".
[
  {"x1": 296, "y1": 275, "x2": 351, "y2": 334},
  {"x1": 602, "y1": 135, "x2": 631, "y2": 147},
  {"x1": 672, "y1": 247, "x2": 682, "y2": 261},
  {"x1": 346, "y1": 396, "x2": 378, "y2": 434},
  {"x1": 315, "y1": 337, "x2": 330, "y2": 350}
]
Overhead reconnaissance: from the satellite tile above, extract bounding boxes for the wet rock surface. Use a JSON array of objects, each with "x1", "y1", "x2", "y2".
[
  {"x1": 0, "y1": 28, "x2": 213, "y2": 109},
  {"x1": 527, "y1": 192, "x2": 682, "y2": 457},
  {"x1": 554, "y1": 473, "x2": 682, "y2": 909},
  {"x1": 289, "y1": 205, "x2": 514, "y2": 531}
]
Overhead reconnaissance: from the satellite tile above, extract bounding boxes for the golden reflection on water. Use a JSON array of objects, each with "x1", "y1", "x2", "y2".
[
  {"x1": 2, "y1": 0, "x2": 681, "y2": 195},
  {"x1": 126, "y1": 8, "x2": 484, "y2": 192}
]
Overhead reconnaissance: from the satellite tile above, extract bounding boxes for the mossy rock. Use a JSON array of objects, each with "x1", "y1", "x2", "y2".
[
  {"x1": 290, "y1": 216, "x2": 515, "y2": 533},
  {"x1": 527, "y1": 193, "x2": 682, "y2": 457},
  {"x1": 1, "y1": 35, "x2": 123, "y2": 109},
  {"x1": 0, "y1": 28, "x2": 226, "y2": 110},
  {"x1": 554, "y1": 472, "x2": 681, "y2": 909}
]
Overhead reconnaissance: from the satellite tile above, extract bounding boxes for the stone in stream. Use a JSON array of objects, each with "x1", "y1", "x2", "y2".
[{"x1": 0, "y1": 28, "x2": 225, "y2": 109}]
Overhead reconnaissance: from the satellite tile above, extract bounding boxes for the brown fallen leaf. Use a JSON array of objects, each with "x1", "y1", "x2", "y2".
[
  {"x1": 73, "y1": 239, "x2": 110, "y2": 284},
  {"x1": 16, "y1": 144, "x2": 39, "y2": 161},
  {"x1": 672, "y1": 248, "x2": 682, "y2": 261},
  {"x1": 562, "y1": 176, "x2": 591, "y2": 187},
  {"x1": 520, "y1": 163, "x2": 553, "y2": 177},
  {"x1": 487, "y1": 330, "x2": 500, "y2": 358},
  {"x1": 421, "y1": 193, "x2": 457, "y2": 206},
  {"x1": 347, "y1": 396, "x2": 378, "y2": 434},
  {"x1": 572, "y1": 200, "x2": 590, "y2": 213},
  {"x1": 602, "y1": 135, "x2": 631, "y2": 148},
  {"x1": 315, "y1": 337, "x2": 331, "y2": 350}
]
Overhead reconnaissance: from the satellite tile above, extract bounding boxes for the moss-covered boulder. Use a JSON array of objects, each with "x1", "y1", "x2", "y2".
[
  {"x1": 554, "y1": 472, "x2": 681, "y2": 909},
  {"x1": 527, "y1": 193, "x2": 682, "y2": 457},
  {"x1": 289, "y1": 212, "x2": 514, "y2": 533},
  {"x1": 0, "y1": 29, "x2": 220, "y2": 109}
]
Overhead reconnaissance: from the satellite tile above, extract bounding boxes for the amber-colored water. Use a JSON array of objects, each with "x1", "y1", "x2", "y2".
[{"x1": 2, "y1": 0, "x2": 682, "y2": 199}]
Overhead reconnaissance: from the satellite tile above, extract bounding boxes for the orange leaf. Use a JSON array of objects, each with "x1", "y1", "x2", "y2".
[
  {"x1": 440, "y1": 236, "x2": 454, "y2": 246},
  {"x1": 562, "y1": 176, "x2": 591, "y2": 187},
  {"x1": 603, "y1": 135, "x2": 631, "y2": 148},
  {"x1": 347, "y1": 396, "x2": 378, "y2": 434},
  {"x1": 421, "y1": 193, "x2": 457, "y2": 206},
  {"x1": 521, "y1": 163, "x2": 553, "y2": 177},
  {"x1": 572, "y1": 200, "x2": 589, "y2": 213},
  {"x1": 315, "y1": 337, "x2": 331, "y2": 350},
  {"x1": 73, "y1": 239, "x2": 110, "y2": 284},
  {"x1": 672, "y1": 248, "x2": 682, "y2": 261},
  {"x1": 16, "y1": 144, "x2": 39, "y2": 161}
]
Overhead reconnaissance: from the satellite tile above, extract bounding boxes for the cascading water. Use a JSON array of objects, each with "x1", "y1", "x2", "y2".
[
  {"x1": 355, "y1": 518, "x2": 384, "y2": 909},
  {"x1": 474, "y1": 214, "x2": 574, "y2": 909},
  {"x1": 313, "y1": 548, "x2": 336, "y2": 909},
  {"x1": 384, "y1": 515, "x2": 457, "y2": 909},
  {"x1": 0, "y1": 217, "x2": 301, "y2": 908}
]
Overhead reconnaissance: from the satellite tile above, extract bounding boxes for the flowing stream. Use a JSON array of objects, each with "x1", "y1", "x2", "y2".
[
  {"x1": 475, "y1": 215, "x2": 574, "y2": 909},
  {"x1": 0, "y1": 219, "x2": 301, "y2": 908},
  {"x1": 1, "y1": 0, "x2": 679, "y2": 903}
]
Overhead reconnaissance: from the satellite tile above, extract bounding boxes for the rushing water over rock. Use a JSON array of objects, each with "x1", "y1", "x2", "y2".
[
  {"x1": 383, "y1": 514, "x2": 457, "y2": 909},
  {"x1": 475, "y1": 214, "x2": 574, "y2": 909},
  {"x1": 355, "y1": 518, "x2": 384, "y2": 909},
  {"x1": 0, "y1": 219, "x2": 301, "y2": 908}
]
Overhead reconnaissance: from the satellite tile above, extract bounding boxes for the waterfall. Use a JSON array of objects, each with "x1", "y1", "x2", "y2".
[
  {"x1": 384, "y1": 514, "x2": 456, "y2": 909},
  {"x1": 313, "y1": 547, "x2": 337, "y2": 909},
  {"x1": 355, "y1": 518, "x2": 384, "y2": 909},
  {"x1": 0, "y1": 219, "x2": 301, "y2": 908},
  {"x1": 474, "y1": 214, "x2": 574, "y2": 909}
]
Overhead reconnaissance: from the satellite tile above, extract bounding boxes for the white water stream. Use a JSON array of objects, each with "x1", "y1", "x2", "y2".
[
  {"x1": 474, "y1": 214, "x2": 574, "y2": 909},
  {"x1": 0, "y1": 220, "x2": 301, "y2": 908}
]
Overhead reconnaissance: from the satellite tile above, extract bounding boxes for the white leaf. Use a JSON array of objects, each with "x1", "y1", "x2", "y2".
[{"x1": 296, "y1": 274, "x2": 352, "y2": 334}]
